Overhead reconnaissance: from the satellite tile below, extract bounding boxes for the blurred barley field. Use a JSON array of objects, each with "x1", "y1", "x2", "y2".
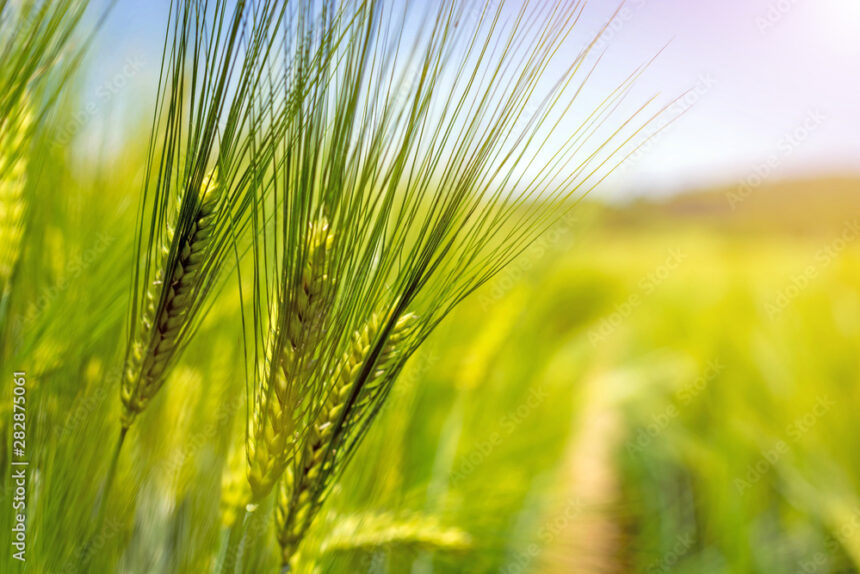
[
  {"x1": 2, "y1": 2, "x2": 860, "y2": 574},
  {"x1": 2, "y1": 135, "x2": 858, "y2": 572}
]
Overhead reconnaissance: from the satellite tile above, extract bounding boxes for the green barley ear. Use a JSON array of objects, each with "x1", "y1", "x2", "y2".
[
  {"x1": 121, "y1": 172, "x2": 222, "y2": 428},
  {"x1": 248, "y1": 219, "x2": 334, "y2": 500},
  {"x1": 275, "y1": 311, "x2": 416, "y2": 567},
  {"x1": 319, "y1": 512, "x2": 471, "y2": 556},
  {"x1": 119, "y1": 0, "x2": 311, "y2": 437},
  {"x1": 0, "y1": 100, "x2": 32, "y2": 296}
]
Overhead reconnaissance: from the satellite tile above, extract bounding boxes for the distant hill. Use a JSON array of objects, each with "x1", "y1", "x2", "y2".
[{"x1": 604, "y1": 176, "x2": 860, "y2": 236}]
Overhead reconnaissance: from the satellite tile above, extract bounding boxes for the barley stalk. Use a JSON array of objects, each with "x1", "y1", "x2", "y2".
[
  {"x1": 247, "y1": 219, "x2": 334, "y2": 499},
  {"x1": 120, "y1": 174, "x2": 221, "y2": 429},
  {"x1": 275, "y1": 311, "x2": 416, "y2": 566},
  {"x1": 320, "y1": 512, "x2": 471, "y2": 555}
]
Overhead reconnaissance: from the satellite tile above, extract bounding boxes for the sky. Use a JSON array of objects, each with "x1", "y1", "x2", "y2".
[
  {"x1": 596, "y1": 0, "x2": 860, "y2": 197},
  {"x1": 82, "y1": 0, "x2": 860, "y2": 200}
]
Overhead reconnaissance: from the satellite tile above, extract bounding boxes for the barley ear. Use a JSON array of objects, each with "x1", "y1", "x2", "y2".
[
  {"x1": 121, "y1": 173, "x2": 222, "y2": 428},
  {"x1": 0, "y1": 101, "x2": 32, "y2": 296},
  {"x1": 275, "y1": 311, "x2": 416, "y2": 566},
  {"x1": 320, "y1": 512, "x2": 471, "y2": 556},
  {"x1": 248, "y1": 219, "x2": 334, "y2": 500}
]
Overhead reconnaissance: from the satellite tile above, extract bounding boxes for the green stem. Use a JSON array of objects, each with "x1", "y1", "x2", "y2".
[
  {"x1": 220, "y1": 506, "x2": 249, "y2": 574},
  {"x1": 79, "y1": 427, "x2": 126, "y2": 572},
  {"x1": 91, "y1": 427, "x2": 126, "y2": 525}
]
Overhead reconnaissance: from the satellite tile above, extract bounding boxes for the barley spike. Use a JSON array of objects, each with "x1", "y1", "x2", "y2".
[
  {"x1": 120, "y1": 174, "x2": 221, "y2": 428},
  {"x1": 248, "y1": 219, "x2": 334, "y2": 499},
  {"x1": 320, "y1": 512, "x2": 471, "y2": 555},
  {"x1": 275, "y1": 311, "x2": 416, "y2": 566}
]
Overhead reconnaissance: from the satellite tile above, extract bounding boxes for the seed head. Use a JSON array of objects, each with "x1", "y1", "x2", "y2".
[
  {"x1": 247, "y1": 219, "x2": 334, "y2": 500},
  {"x1": 276, "y1": 310, "x2": 416, "y2": 566},
  {"x1": 121, "y1": 172, "x2": 222, "y2": 428}
]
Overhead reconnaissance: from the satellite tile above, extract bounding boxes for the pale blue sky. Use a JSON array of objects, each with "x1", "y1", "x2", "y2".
[{"x1": 82, "y1": 0, "x2": 860, "y2": 199}]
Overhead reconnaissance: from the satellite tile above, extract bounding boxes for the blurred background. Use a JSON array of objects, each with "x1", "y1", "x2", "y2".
[{"x1": 4, "y1": 0, "x2": 860, "y2": 572}]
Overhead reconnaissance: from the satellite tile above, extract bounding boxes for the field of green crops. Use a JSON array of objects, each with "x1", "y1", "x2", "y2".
[
  {"x1": 2, "y1": 1, "x2": 859, "y2": 573},
  {"x1": 2, "y1": 161, "x2": 858, "y2": 572}
]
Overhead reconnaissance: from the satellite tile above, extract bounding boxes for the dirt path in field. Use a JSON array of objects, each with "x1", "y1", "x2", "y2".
[{"x1": 538, "y1": 371, "x2": 628, "y2": 574}]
